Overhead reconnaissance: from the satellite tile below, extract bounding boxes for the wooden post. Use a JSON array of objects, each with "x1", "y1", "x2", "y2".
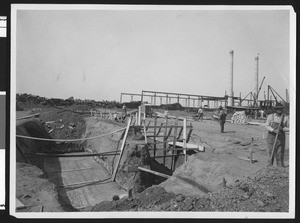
[
  {"x1": 163, "y1": 116, "x2": 168, "y2": 166},
  {"x1": 135, "y1": 112, "x2": 138, "y2": 124},
  {"x1": 156, "y1": 123, "x2": 164, "y2": 136},
  {"x1": 111, "y1": 116, "x2": 132, "y2": 181},
  {"x1": 143, "y1": 108, "x2": 146, "y2": 125},
  {"x1": 138, "y1": 167, "x2": 171, "y2": 179},
  {"x1": 138, "y1": 106, "x2": 141, "y2": 125},
  {"x1": 143, "y1": 121, "x2": 148, "y2": 144},
  {"x1": 146, "y1": 120, "x2": 151, "y2": 131},
  {"x1": 186, "y1": 123, "x2": 193, "y2": 143},
  {"x1": 183, "y1": 118, "x2": 187, "y2": 162},
  {"x1": 171, "y1": 116, "x2": 178, "y2": 171},
  {"x1": 153, "y1": 113, "x2": 157, "y2": 158},
  {"x1": 177, "y1": 127, "x2": 183, "y2": 140}
]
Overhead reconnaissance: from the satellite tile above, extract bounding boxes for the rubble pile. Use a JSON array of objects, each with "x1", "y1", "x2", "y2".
[
  {"x1": 88, "y1": 166, "x2": 289, "y2": 212},
  {"x1": 231, "y1": 111, "x2": 249, "y2": 124}
]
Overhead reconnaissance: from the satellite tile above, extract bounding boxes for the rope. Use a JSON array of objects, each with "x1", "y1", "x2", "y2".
[{"x1": 16, "y1": 127, "x2": 127, "y2": 142}]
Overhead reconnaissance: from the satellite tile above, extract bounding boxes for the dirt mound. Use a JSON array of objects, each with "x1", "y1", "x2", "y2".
[
  {"x1": 87, "y1": 186, "x2": 176, "y2": 212},
  {"x1": 160, "y1": 103, "x2": 183, "y2": 110},
  {"x1": 87, "y1": 166, "x2": 288, "y2": 212},
  {"x1": 39, "y1": 107, "x2": 87, "y2": 140}
]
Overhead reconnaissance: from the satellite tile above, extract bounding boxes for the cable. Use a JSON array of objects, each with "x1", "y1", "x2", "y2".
[{"x1": 16, "y1": 127, "x2": 126, "y2": 142}]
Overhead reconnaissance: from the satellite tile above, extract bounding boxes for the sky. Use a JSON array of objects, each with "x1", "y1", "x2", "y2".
[{"x1": 15, "y1": 6, "x2": 292, "y2": 102}]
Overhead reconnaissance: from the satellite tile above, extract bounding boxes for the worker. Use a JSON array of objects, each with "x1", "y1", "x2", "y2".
[
  {"x1": 218, "y1": 106, "x2": 227, "y2": 133},
  {"x1": 259, "y1": 109, "x2": 265, "y2": 119},
  {"x1": 265, "y1": 103, "x2": 289, "y2": 167},
  {"x1": 122, "y1": 104, "x2": 127, "y2": 116},
  {"x1": 197, "y1": 107, "x2": 204, "y2": 121}
]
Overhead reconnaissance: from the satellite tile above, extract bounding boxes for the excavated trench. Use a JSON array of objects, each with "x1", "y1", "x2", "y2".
[{"x1": 16, "y1": 117, "x2": 175, "y2": 211}]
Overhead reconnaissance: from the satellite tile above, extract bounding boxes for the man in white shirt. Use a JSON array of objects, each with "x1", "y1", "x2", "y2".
[
  {"x1": 265, "y1": 103, "x2": 289, "y2": 167},
  {"x1": 197, "y1": 107, "x2": 203, "y2": 121}
]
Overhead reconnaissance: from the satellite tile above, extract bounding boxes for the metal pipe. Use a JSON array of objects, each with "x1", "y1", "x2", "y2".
[
  {"x1": 255, "y1": 54, "x2": 259, "y2": 100},
  {"x1": 229, "y1": 50, "x2": 234, "y2": 106}
]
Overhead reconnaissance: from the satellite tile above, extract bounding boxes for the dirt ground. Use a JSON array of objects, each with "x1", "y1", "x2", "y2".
[{"x1": 15, "y1": 106, "x2": 290, "y2": 212}]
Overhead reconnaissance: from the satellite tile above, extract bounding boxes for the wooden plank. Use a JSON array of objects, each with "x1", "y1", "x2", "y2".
[
  {"x1": 186, "y1": 123, "x2": 193, "y2": 143},
  {"x1": 145, "y1": 135, "x2": 166, "y2": 138},
  {"x1": 166, "y1": 126, "x2": 173, "y2": 139},
  {"x1": 171, "y1": 116, "x2": 178, "y2": 171},
  {"x1": 138, "y1": 167, "x2": 171, "y2": 179},
  {"x1": 238, "y1": 156, "x2": 257, "y2": 163},
  {"x1": 16, "y1": 113, "x2": 41, "y2": 120},
  {"x1": 26, "y1": 151, "x2": 120, "y2": 158},
  {"x1": 167, "y1": 141, "x2": 203, "y2": 150},
  {"x1": 150, "y1": 147, "x2": 200, "y2": 151},
  {"x1": 183, "y1": 118, "x2": 187, "y2": 162},
  {"x1": 135, "y1": 125, "x2": 192, "y2": 129},
  {"x1": 143, "y1": 122, "x2": 147, "y2": 144},
  {"x1": 177, "y1": 127, "x2": 183, "y2": 140},
  {"x1": 163, "y1": 116, "x2": 168, "y2": 165},
  {"x1": 111, "y1": 116, "x2": 132, "y2": 181},
  {"x1": 156, "y1": 123, "x2": 164, "y2": 136}
]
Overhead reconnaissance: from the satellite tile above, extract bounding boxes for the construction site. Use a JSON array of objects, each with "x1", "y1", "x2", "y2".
[{"x1": 14, "y1": 50, "x2": 290, "y2": 213}]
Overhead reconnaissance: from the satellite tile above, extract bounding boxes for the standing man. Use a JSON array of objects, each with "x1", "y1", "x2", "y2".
[
  {"x1": 218, "y1": 106, "x2": 227, "y2": 133},
  {"x1": 265, "y1": 103, "x2": 289, "y2": 167},
  {"x1": 122, "y1": 104, "x2": 127, "y2": 116},
  {"x1": 197, "y1": 107, "x2": 204, "y2": 121}
]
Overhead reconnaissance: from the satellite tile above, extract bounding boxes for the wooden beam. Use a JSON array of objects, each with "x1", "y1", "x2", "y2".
[
  {"x1": 163, "y1": 116, "x2": 168, "y2": 165},
  {"x1": 171, "y1": 116, "x2": 178, "y2": 171},
  {"x1": 138, "y1": 167, "x2": 171, "y2": 179},
  {"x1": 153, "y1": 154, "x2": 185, "y2": 159},
  {"x1": 156, "y1": 123, "x2": 164, "y2": 136},
  {"x1": 183, "y1": 118, "x2": 187, "y2": 162},
  {"x1": 26, "y1": 151, "x2": 120, "y2": 158},
  {"x1": 186, "y1": 123, "x2": 193, "y2": 143},
  {"x1": 111, "y1": 116, "x2": 132, "y2": 182},
  {"x1": 134, "y1": 125, "x2": 192, "y2": 129},
  {"x1": 16, "y1": 113, "x2": 41, "y2": 120}
]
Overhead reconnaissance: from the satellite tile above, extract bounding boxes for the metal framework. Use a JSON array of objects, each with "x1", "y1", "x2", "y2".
[{"x1": 121, "y1": 90, "x2": 241, "y2": 109}]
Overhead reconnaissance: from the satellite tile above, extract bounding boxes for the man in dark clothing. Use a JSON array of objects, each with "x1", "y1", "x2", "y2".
[
  {"x1": 265, "y1": 103, "x2": 289, "y2": 167},
  {"x1": 218, "y1": 106, "x2": 227, "y2": 133}
]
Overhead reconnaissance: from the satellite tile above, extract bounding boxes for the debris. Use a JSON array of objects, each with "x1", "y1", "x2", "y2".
[
  {"x1": 256, "y1": 199, "x2": 265, "y2": 207},
  {"x1": 57, "y1": 124, "x2": 64, "y2": 129},
  {"x1": 264, "y1": 191, "x2": 275, "y2": 199},
  {"x1": 16, "y1": 198, "x2": 26, "y2": 210},
  {"x1": 48, "y1": 129, "x2": 54, "y2": 133},
  {"x1": 21, "y1": 194, "x2": 31, "y2": 199},
  {"x1": 231, "y1": 111, "x2": 248, "y2": 124},
  {"x1": 238, "y1": 156, "x2": 257, "y2": 163}
]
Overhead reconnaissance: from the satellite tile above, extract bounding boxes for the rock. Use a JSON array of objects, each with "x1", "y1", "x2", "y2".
[
  {"x1": 275, "y1": 204, "x2": 281, "y2": 211},
  {"x1": 264, "y1": 191, "x2": 275, "y2": 199},
  {"x1": 256, "y1": 199, "x2": 265, "y2": 207},
  {"x1": 176, "y1": 195, "x2": 185, "y2": 202}
]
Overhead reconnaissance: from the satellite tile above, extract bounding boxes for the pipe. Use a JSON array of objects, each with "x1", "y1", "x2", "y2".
[
  {"x1": 255, "y1": 54, "x2": 259, "y2": 100},
  {"x1": 229, "y1": 50, "x2": 234, "y2": 106}
]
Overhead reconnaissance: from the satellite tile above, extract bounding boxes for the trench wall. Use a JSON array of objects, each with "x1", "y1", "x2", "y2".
[{"x1": 16, "y1": 120, "x2": 55, "y2": 168}]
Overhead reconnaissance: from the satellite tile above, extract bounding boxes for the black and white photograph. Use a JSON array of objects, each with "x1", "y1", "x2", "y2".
[{"x1": 10, "y1": 4, "x2": 295, "y2": 219}]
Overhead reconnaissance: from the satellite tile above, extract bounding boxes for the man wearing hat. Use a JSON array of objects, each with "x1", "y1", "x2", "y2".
[
  {"x1": 265, "y1": 103, "x2": 289, "y2": 167},
  {"x1": 218, "y1": 106, "x2": 227, "y2": 133}
]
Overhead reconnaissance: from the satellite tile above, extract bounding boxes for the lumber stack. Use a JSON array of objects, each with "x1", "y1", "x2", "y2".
[{"x1": 231, "y1": 111, "x2": 248, "y2": 124}]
